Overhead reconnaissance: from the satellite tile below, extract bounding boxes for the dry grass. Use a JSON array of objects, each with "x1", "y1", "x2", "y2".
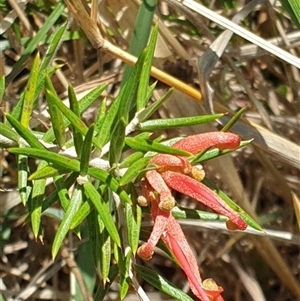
[{"x1": 1, "y1": 0, "x2": 300, "y2": 300}]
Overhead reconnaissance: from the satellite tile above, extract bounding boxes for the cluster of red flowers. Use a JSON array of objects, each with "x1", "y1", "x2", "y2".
[{"x1": 137, "y1": 132, "x2": 247, "y2": 301}]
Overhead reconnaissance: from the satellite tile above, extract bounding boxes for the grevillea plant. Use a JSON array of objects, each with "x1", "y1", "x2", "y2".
[{"x1": 0, "y1": 24, "x2": 261, "y2": 301}]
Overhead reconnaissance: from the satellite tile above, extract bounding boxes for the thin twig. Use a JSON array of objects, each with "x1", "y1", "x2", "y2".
[{"x1": 60, "y1": 247, "x2": 94, "y2": 301}]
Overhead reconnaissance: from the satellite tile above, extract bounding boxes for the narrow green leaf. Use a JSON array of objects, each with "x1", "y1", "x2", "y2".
[
  {"x1": 137, "y1": 24, "x2": 159, "y2": 111},
  {"x1": 134, "y1": 264, "x2": 194, "y2": 301},
  {"x1": 125, "y1": 137, "x2": 191, "y2": 156},
  {"x1": 5, "y1": 1, "x2": 65, "y2": 85},
  {"x1": 40, "y1": 22, "x2": 68, "y2": 71},
  {"x1": 10, "y1": 65, "x2": 59, "y2": 121},
  {"x1": 0, "y1": 122, "x2": 20, "y2": 142},
  {"x1": 138, "y1": 114, "x2": 224, "y2": 131},
  {"x1": 119, "y1": 275, "x2": 129, "y2": 300},
  {"x1": 45, "y1": 89, "x2": 101, "y2": 149},
  {"x1": 109, "y1": 121, "x2": 125, "y2": 166},
  {"x1": 98, "y1": 215, "x2": 111, "y2": 285},
  {"x1": 118, "y1": 151, "x2": 144, "y2": 169},
  {"x1": 54, "y1": 175, "x2": 72, "y2": 212},
  {"x1": 78, "y1": 84, "x2": 108, "y2": 111},
  {"x1": 5, "y1": 113, "x2": 46, "y2": 149},
  {"x1": 68, "y1": 84, "x2": 81, "y2": 116},
  {"x1": 221, "y1": 107, "x2": 246, "y2": 132},
  {"x1": 171, "y1": 206, "x2": 227, "y2": 222},
  {"x1": 144, "y1": 81, "x2": 157, "y2": 105},
  {"x1": 136, "y1": 88, "x2": 174, "y2": 123},
  {"x1": 118, "y1": 251, "x2": 131, "y2": 300},
  {"x1": 52, "y1": 185, "x2": 83, "y2": 258},
  {"x1": 29, "y1": 165, "x2": 69, "y2": 180},
  {"x1": 100, "y1": 46, "x2": 150, "y2": 145},
  {"x1": 95, "y1": 91, "x2": 123, "y2": 148},
  {"x1": 44, "y1": 76, "x2": 66, "y2": 148},
  {"x1": 280, "y1": 0, "x2": 300, "y2": 28},
  {"x1": 83, "y1": 181, "x2": 121, "y2": 247},
  {"x1": 43, "y1": 83, "x2": 108, "y2": 143},
  {"x1": 80, "y1": 125, "x2": 95, "y2": 176},
  {"x1": 17, "y1": 152, "x2": 31, "y2": 205},
  {"x1": 94, "y1": 264, "x2": 119, "y2": 301},
  {"x1": 68, "y1": 84, "x2": 84, "y2": 156},
  {"x1": 70, "y1": 201, "x2": 92, "y2": 229},
  {"x1": 133, "y1": 0, "x2": 158, "y2": 48},
  {"x1": 94, "y1": 98, "x2": 107, "y2": 136},
  {"x1": 45, "y1": 89, "x2": 89, "y2": 136},
  {"x1": 288, "y1": 0, "x2": 300, "y2": 24},
  {"x1": 11, "y1": 95, "x2": 24, "y2": 122},
  {"x1": 190, "y1": 140, "x2": 251, "y2": 164},
  {"x1": 117, "y1": 24, "x2": 159, "y2": 128},
  {"x1": 42, "y1": 172, "x2": 78, "y2": 212},
  {"x1": 126, "y1": 203, "x2": 142, "y2": 254},
  {"x1": 121, "y1": 0, "x2": 158, "y2": 84},
  {"x1": 75, "y1": 225, "x2": 97, "y2": 301},
  {"x1": 131, "y1": 131, "x2": 153, "y2": 140},
  {"x1": 20, "y1": 53, "x2": 40, "y2": 127},
  {"x1": 113, "y1": 242, "x2": 119, "y2": 264},
  {"x1": 30, "y1": 161, "x2": 48, "y2": 238},
  {"x1": 86, "y1": 209, "x2": 101, "y2": 267},
  {"x1": 102, "y1": 42, "x2": 155, "y2": 147},
  {"x1": 119, "y1": 157, "x2": 150, "y2": 186},
  {"x1": 88, "y1": 168, "x2": 132, "y2": 205},
  {"x1": 119, "y1": 51, "x2": 147, "y2": 123},
  {"x1": 9, "y1": 148, "x2": 80, "y2": 172},
  {"x1": 202, "y1": 178, "x2": 263, "y2": 231}
]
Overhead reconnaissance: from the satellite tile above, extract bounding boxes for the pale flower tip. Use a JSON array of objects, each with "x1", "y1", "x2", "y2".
[
  {"x1": 202, "y1": 278, "x2": 220, "y2": 291},
  {"x1": 226, "y1": 219, "x2": 247, "y2": 231},
  {"x1": 137, "y1": 244, "x2": 153, "y2": 261},
  {"x1": 137, "y1": 196, "x2": 150, "y2": 207},
  {"x1": 202, "y1": 278, "x2": 224, "y2": 301},
  {"x1": 159, "y1": 196, "x2": 176, "y2": 211},
  {"x1": 191, "y1": 166, "x2": 205, "y2": 181}
]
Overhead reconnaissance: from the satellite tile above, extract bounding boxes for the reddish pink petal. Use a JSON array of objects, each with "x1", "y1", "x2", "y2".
[
  {"x1": 151, "y1": 202, "x2": 201, "y2": 283},
  {"x1": 145, "y1": 170, "x2": 175, "y2": 211},
  {"x1": 173, "y1": 132, "x2": 240, "y2": 154},
  {"x1": 150, "y1": 153, "x2": 191, "y2": 174},
  {"x1": 162, "y1": 214, "x2": 225, "y2": 301},
  {"x1": 165, "y1": 216, "x2": 202, "y2": 281},
  {"x1": 213, "y1": 297, "x2": 225, "y2": 301},
  {"x1": 162, "y1": 171, "x2": 247, "y2": 230},
  {"x1": 162, "y1": 218, "x2": 210, "y2": 301},
  {"x1": 137, "y1": 201, "x2": 170, "y2": 260}
]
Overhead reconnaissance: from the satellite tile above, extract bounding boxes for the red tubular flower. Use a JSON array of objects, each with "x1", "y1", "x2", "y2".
[
  {"x1": 161, "y1": 171, "x2": 247, "y2": 230},
  {"x1": 137, "y1": 132, "x2": 247, "y2": 301},
  {"x1": 138, "y1": 199, "x2": 225, "y2": 301},
  {"x1": 145, "y1": 170, "x2": 176, "y2": 211},
  {"x1": 137, "y1": 208, "x2": 170, "y2": 260},
  {"x1": 172, "y1": 132, "x2": 240, "y2": 154},
  {"x1": 150, "y1": 153, "x2": 192, "y2": 174},
  {"x1": 146, "y1": 131, "x2": 246, "y2": 230}
]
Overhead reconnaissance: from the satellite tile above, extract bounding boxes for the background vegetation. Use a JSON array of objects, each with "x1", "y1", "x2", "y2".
[{"x1": 0, "y1": 0, "x2": 299, "y2": 301}]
